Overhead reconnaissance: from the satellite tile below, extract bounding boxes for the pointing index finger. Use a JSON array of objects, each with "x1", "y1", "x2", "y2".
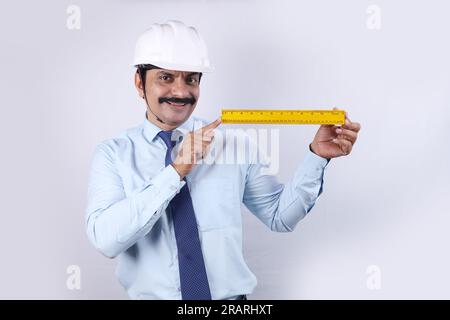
[{"x1": 202, "y1": 117, "x2": 222, "y2": 131}]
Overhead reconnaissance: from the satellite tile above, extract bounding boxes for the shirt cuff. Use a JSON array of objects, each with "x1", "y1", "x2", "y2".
[
  {"x1": 301, "y1": 148, "x2": 330, "y2": 178},
  {"x1": 135, "y1": 165, "x2": 186, "y2": 219}
]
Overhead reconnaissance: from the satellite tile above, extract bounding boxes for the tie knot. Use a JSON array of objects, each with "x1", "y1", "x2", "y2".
[{"x1": 157, "y1": 130, "x2": 176, "y2": 149}]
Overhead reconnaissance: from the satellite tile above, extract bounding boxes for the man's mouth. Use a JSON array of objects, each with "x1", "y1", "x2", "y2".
[
  {"x1": 166, "y1": 101, "x2": 188, "y2": 107},
  {"x1": 159, "y1": 96, "x2": 196, "y2": 107}
]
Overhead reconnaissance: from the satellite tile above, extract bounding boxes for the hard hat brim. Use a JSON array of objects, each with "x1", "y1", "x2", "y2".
[{"x1": 132, "y1": 61, "x2": 214, "y2": 73}]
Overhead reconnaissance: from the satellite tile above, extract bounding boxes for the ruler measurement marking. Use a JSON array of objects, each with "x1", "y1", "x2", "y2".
[{"x1": 221, "y1": 109, "x2": 345, "y2": 125}]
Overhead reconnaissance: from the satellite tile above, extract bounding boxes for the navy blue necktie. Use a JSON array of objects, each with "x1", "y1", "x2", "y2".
[{"x1": 157, "y1": 130, "x2": 212, "y2": 300}]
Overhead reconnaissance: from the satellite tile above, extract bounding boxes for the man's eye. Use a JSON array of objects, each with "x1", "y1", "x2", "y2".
[
  {"x1": 160, "y1": 75, "x2": 172, "y2": 81},
  {"x1": 187, "y1": 77, "x2": 198, "y2": 84}
]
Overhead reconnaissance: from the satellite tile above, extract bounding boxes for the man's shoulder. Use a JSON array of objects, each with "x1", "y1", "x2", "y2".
[
  {"x1": 187, "y1": 115, "x2": 208, "y2": 130},
  {"x1": 96, "y1": 122, "x2": 144, "y2": 153}
]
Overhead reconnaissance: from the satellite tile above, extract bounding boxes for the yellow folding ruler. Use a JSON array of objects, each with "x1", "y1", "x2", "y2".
[{"x1": 221, "y1": 109, "x2": 345, "y2": 125}]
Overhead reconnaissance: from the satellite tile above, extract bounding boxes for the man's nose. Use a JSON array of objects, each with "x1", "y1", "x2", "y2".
[{"x1": 170, "y1": 78, "x2": 190, "y2": 97}]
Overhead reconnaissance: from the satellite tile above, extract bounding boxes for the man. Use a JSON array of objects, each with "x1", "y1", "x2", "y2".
[{"x1": 85, "y1": 20, "x2": 361, "y2": 300}]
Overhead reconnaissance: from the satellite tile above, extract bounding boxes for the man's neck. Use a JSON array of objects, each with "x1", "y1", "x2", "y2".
[{"x1": 146, "y1": 111, "x2": 177, "y2": 131}]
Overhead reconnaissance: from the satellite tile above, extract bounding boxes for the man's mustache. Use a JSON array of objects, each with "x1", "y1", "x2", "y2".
[{"x1": 159, "y1": 96, "x2": 196, "y2": 105}]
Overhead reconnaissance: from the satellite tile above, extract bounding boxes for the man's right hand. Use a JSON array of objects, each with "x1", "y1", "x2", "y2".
[{"x1": 171, "y1": 118, "x2": 222, "y2": 180}]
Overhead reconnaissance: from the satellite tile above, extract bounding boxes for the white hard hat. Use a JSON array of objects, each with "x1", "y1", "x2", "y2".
[{"x1": 133, "y1": 20, "x2": 214, "y2": 73}]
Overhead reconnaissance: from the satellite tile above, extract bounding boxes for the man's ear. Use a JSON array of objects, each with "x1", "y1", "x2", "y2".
[{"x1": 134, "y1": 71, "x2": 145, "y2": 99}]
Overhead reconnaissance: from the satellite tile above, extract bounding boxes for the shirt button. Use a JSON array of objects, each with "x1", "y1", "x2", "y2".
[{"x1": 177, "y1": 287, "x2": 181, "y2": 291}]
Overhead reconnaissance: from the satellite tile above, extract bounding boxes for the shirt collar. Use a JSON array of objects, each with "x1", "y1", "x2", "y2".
[{"x1": 142, "y1": 112, "x2": 195, "y2": 143}]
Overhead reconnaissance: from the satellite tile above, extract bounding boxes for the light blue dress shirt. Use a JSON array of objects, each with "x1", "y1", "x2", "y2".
[{"x1": 85, "y1": 115, "x2": 330, "y2": 300}]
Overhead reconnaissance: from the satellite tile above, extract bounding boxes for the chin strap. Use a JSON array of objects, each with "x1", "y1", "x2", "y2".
[{"x1": 137, "y1": 65, "x2": 165, "y2": 124}]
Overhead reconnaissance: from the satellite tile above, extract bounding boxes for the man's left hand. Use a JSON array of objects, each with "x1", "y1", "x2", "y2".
[{"x1": 310, "y1": 108, "x2": 361, "y2": 159}]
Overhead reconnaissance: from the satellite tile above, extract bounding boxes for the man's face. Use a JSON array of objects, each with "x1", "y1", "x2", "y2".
[{"x1": 137, "y1": 68, "x2": 201, "y2": 127}]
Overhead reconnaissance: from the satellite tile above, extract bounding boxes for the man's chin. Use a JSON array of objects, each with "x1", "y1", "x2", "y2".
[
  {"x1": 161, "y1": 111, "x2": 193, "y2": 126},
  {"x1": 161, "y1": 105, "x2": 194, "y2": 122}
]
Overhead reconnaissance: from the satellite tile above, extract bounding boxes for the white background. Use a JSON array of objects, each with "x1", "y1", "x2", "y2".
[{"x1": 0, "y1": 0, "x2": 449, "y2": 299}]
